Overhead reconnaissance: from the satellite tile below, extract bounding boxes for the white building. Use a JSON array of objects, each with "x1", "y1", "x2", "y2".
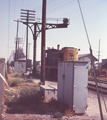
[{"x1": 78, "y1": 54, "x2": 98, "y2": 70}]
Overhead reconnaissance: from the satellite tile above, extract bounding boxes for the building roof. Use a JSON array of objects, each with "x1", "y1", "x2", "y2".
[{"x1": 78, "y1": 53, "x2": 98, "y2": 61}]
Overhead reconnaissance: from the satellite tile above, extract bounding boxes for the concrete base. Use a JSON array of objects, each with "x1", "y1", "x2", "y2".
[{"x1": 40, "y1": 85, "x2": 57, "y2": 101}]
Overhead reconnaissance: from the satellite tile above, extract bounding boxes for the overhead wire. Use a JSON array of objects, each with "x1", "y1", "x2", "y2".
[
  {"x1": 48, "y1": 2, "x2": 77, "y2": 15},
  {"x1": 32, "y1": 0, "x2": 77, "y2": 19},
  {"x1": 7, "y1": 0, "x2": 10, "y2": 61},
  {"x1": 32, "y1": 0, "x2": 64, "y2": 17},
  {"x1": 46, "y1": 0, "x2": 77, "y2": 16},
  {"x1": 47, "y1": 0, "x2": 75, "y2": 11}
]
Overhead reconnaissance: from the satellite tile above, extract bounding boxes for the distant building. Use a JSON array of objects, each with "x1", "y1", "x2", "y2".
[
  {"x1": 78, "y1": 53, "x2": 98, "y2": 70},
  {"x1": 102, "y1": 59, "x2": 107, "y2": 69},
  {"x1": 14, "y1": 59, "x2": 32, "y2": 73}
]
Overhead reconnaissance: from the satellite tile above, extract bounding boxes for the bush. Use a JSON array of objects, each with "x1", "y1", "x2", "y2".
[
  {"x1": 26, "y1": 79, "x2": 33, "y2": 83},
  {"x1": 4, "y1": 89, "x2": 18, "y2": 106},
  {"x1": 18, "y1": 87, "x2": 40, "y2": 106},
  {"x1": 48, "y1": 98, "x2": 68, "y2": 113},
  {"x1": 4, "y1": 86, "x2": 42, "y2": 113},
  {"x1": 65, "y1": 108, "x2": 74, "y2": 117},
  {"x1": 14, "y1": 73, "x2": 22, "y2": 78},
  {"x1": 53, "y1": 112, "x2": 63, "y2": 118},
  {"x1": 4, "y1": 96, "x2": 12, "y2": 106},
  {"x1": 9, "y1": 78, "x2": 22, "y2": 87}
]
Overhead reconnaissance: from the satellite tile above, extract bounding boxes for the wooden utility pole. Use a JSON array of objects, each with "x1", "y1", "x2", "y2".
[
  {"x1": 32, "y1": 23, "x2": 37, "y2": 77},
  {"x1": 14, "y1": 19, "x2": 19, "y2": 61},
  {"x1": 98, "y1": 39, "x2": 100, "y2": 68},
  {"x1": 28, "y1": 43, "x2": 31, "y2": 59},
  {"x1": 41, "y1": 0, "x2": 47, "y2": 85},
  {"x1": 26, "y1": 11, "x2": 28, "y2": 72},
  {"x1": 21, "y1": 9, "x2": 35, "y2": 73},
  {"x1": 20, "y1": 9, "x2": 68, "y2": 79}
]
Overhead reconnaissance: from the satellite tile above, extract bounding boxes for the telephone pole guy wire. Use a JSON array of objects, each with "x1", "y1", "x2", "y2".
[{"x1": 78, "y1": 0, "x2": 103, "y2": 120}]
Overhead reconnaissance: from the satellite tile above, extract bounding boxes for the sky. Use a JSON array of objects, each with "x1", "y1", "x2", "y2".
[{"x1": 0, "y1": 0, "x2": 107, "y2": 62}]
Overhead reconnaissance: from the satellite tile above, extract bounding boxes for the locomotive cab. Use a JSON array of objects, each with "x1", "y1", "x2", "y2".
[{"x1": 59, "y1": 47, "x2": 79, "y2": 61}]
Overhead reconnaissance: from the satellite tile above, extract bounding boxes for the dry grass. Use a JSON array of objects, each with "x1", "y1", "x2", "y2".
[{"x1": 65, "y1": 108, "x2": 74, "y2": 117}]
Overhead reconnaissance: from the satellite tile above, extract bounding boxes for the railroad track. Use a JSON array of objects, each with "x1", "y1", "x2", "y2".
[{"x1": 88, "y1": 78, "x2": 107, "y2": 94}]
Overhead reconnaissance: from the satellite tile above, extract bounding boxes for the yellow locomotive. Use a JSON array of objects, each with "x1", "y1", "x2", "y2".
[
  {"x1": 45, "y1": 46, "x2": 79, "y2": 80},
  {"x1": 59, "y1": 47, "x2": 78, "y2": 61}
]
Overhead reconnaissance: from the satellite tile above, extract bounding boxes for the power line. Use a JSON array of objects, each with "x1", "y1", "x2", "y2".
[
  {"x1": 34, "y1": 0, "x2": 76, "y2": 17},
  {"x1": 47, "y1": 0, "x2": 76, "y2": 14},
  {"x1": 7, "y1": 0, "x2": 10, "y2": 61}
]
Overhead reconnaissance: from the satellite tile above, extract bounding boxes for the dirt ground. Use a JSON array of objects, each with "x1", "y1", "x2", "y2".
[{"x1": 2, "y1": 79, "x2": 107, "y2": 120}]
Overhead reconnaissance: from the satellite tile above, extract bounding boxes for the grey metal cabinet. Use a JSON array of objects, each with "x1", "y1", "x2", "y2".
[{"x1": 57, "y1": 61, "x2": 88, "y2": 114}]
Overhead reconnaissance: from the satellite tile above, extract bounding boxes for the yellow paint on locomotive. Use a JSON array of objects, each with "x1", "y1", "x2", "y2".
[{"x1": 63, "y1": 48, "x2": 78, "y2": 61}]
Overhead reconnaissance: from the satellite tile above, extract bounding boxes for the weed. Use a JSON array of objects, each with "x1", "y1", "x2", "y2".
[
  {"x1": 65, "y1": 108, "x2": 74, "y2": 117},
  {"x1": 4, "y1": 96, "x2": 12, "y2": 106},
  {"x1": 4, "y1": 90, "x2": 18, "y2": 106},
  {"x1": 53, "y1": 112, "x2": 63, "y2": 118},
  {"x1": 14, "y1": 73, "x2": 22, "y2": 78},
  {"x1": 5, "y1": 90, "x2": 14, "y2": 96},
  {"x1": 48, "y1": 98, "x2": 68, "y2": 113},
  {"x1": 26, "y1": 79, "x2": 33, "y2": 83},
  {"x1": 18, "y1": 87, "x2": 40, "y2": 106},
  {"x1": 9, "y1": 78, "x2": 22, "y2": 87},
  {"x1": 4, "y1": 86, "x2": 42, "y2": 113},
  {"x1": 38, "y1": 81, "x2": 43, "y2": 85}
]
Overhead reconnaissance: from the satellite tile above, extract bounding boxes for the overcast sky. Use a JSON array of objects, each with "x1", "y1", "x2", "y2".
[{"x1": 0, "y1": 0, "x2": 107, "y2": 62}]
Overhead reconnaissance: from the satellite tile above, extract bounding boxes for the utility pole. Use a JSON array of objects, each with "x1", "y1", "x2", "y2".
[
  {"x1": 98, "y1": 39, "x2": 100, "y2": 68},
  {"x1": 14, "y1": 37, "x2": 23, "y2": 59},
  {"x1": 21, "y1": 11, "x2": 69, "y2": 79},
  {"x1": 33, "y1": 23, "x2": 37, "y2": 77},
  {"x1": 21, "y1": 9, "x2": 35, "y2": 72},
  {"x1": 28, "y1": 43, "x2": 31, "y2": 59},
  {"x1": 14, "y1": 19, "x2": 19, "y2": 61},
  {"x1": 41, "y1": 0, "x2": 47, "y2": 85}
]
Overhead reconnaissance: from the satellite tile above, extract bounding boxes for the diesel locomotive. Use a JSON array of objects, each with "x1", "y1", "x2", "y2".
[{"x1": 45, "y1": 45, "x2": 79, "y2": 80}]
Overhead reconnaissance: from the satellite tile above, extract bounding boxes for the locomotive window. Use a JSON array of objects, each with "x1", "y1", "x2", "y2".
[{"x1": 70, "y1": 55, "x2": 73, "y2": 60}]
